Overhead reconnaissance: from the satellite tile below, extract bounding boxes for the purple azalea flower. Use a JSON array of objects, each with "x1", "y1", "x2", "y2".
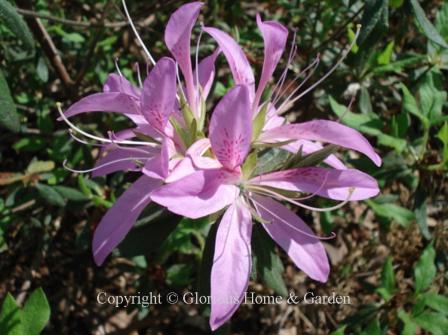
[{"x1": 151, "y1": 84, "x2": 380, "y2": 330}]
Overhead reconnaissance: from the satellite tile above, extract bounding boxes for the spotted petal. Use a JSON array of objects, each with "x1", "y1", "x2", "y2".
[
  {"x1": 103, "y1": 73, "x2": 141, "y2": 98},
  {"x1": 209, "y1": 85, "x2": 252, "y2": 170},
  {"x1": 141, "y1": 57, "x2": 177, "y2": 134}
]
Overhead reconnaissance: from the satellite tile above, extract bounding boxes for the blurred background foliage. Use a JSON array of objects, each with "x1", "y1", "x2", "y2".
[{"x1": 0, "y1": 0, "x2": 447, "y2": 334}]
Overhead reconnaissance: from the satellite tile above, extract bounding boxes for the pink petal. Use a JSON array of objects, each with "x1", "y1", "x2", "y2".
[
  {"x1": 209, "y1": 85, "x2": 252, "y2": 170},
  {"x1": 165, "y1": 156, "x2": 196, "y2": 183},
  {"x1": 252, "y1": 195, "x2": 329, "y2": 282},
  {"x1": 141, "y1": 57, "x2": 177, "y2": 134},
  {"x1": 203, "y1": 27, "x2": 255, "y2": 100},
  {"x1": 210, "y1": 200, "x2": 252, "y2": 331},
  {"x1": 63, "y1": 92, "x2": 140, "y2": 118},
  {"x1": 194, "y1": 48, "x2": 221, "y2": 100},
  {"x1": 103, "y1": 73, "x2": 141, "y2": 98},
  {"x1": 142, "y1": 138, "x2": 172, "y2": 180},
  {"x1": 150, "y1": 169, "x2": 239, "y2": 219},
  {"x1": 259, "y1": 120, "x2": 382, "y2": 166},
  {"x1": 251, "y1": 167, "x2": 379, "y2": 201},
  {"x1": 93, "y1": 176, "x2": 162, "y2": 265},
  {"x1": 254, "y1": 14, "x2": 288, "y2": 109},
  {"x1": 165, "y1": 2, "x2": 203, "y2": 108},
  {"x1": 186, "y1": 138, "x2": 222, "y2": 169},
  {"x1": 282, "y1": 140, "x2": 346, "y2": 169}
]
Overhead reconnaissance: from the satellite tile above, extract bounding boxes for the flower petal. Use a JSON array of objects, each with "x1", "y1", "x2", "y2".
[
  {"x1": 194, "y1": 48, "x2": 221, "y2": 100},
  {"x1": 254, "y1": 14, "x2": 288, "y2": 109},
  {"x1": 150, "y1": 169, "x2": 239, "y2": 219},
  {"x1": 93, "y1": 176, "x2": 161, "y2": 266},
  {"x1": 103, "y1": 73, "x2": 141, "y2": 98},
  {"x1": 203, "y1": 27, "x2": 255, "y2": 100},
  {"x1": 142, "y1": 138, "x2": 171, "y2": 180},
  {"x1": 210, "y1": 200, "x2": 252, "y2": 331},
  {"x1": 165, "y1": 2, "x2": 203, "y2": 107},
  {"x1": 252, "y1": 195, "x2": 329, "y2": 282},
  {"x1": 209, "y1": 85, "x2": 252, "y2": 170},
  {"x1": 63, "y1": 92, "x2": 140, "y2": 118},
  {"x1": 141, "y1": 57, "x2": 177, "y2": 134},
  {"x1": 282, "y1": 140, "x2": 346, "y2": 169},
  {"x1": 259, "y1": 120, "x2": 382, "y2": 166},
  {"x1": 251, "y1": 167, "x2": 379, "y2": 201}
]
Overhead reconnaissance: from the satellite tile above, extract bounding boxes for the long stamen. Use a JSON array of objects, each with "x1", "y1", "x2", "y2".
[
  {"x1": 57, "y1": 103, "x2": 156, "y2": 147},
  {"x1": 337, "y1": 94, "x2": 356, "y2": 123},
  {"x1": 274, "y1": 54, "x2": 320, "y2": 109},
  {"x1": 115, "y1": 58, "x2": 123, "y2": 77},
  {"x1": 271, "y1": 29, "x2": 298, "y2": 103},
  {"x1": 134, "y1": 62, "x2": 143, "y2": 87},
  {"x1": 280, "y1": 24, "x2": 362, "y2": 109},
  {"x1": 63, "y1": 156, "x2": 148, "y2": 174},
  {"x1": 175, "y1": 62, "x2": 187, "y2": 101},
  {"x1": 69, "y1": 129, "x2": 106, "y2": 147},
  {"x1": 107, "y1": 131, "x2": 154, "y2": 154},
  {"x1": 249, "y1": 195, "x2": 336, "y2": 240},
  {"x1": 291, "y1": 171, "x2": 330, "y2": 201},
  {"x1": 121, "y1": 0, "x2": 156, "y2": 66},
  {"x1": 247, "y1": 184, "x2": 353, "y2": 212}
]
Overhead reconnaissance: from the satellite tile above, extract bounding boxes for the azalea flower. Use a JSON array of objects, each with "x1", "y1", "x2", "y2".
[
  {"x1": 150, "y1": 84, "x2": 381, "y2": 330},
  {"x1": 57, "y1": 1, "x2": 223, "y2": 266}
]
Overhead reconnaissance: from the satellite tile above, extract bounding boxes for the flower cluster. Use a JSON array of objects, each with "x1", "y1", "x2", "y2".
[{"x1": 58, "y1": 1, "x2": 381, "y2": 330}]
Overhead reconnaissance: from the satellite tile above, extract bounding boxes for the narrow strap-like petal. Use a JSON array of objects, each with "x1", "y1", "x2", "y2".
[
  {"x1": 254, "y1": 14, "x2": 288, "y2": 110},
  {"x1": 64, "y1": 92, "x2": 140, "y2": 118},
  {"x1": 150, "y1": 169, "x2": 239, "y2": 219},
  {"x1": 203, "y1": 27, "x2": 255, "y2": 100},
  {"x1": 194, "y1": 48, "x2": 221, "y2": 100},
  {"x1": 251, "y1": 167, "x2": 379, "y2": 201},
  {"x1": 209, "y1": 85, "x2": 252, "y2": 170},
  {"x1": 93, "y1": 176, "x2": 162, "y2": 266},
  {"x1": 259, "y1": 120, "x2": 382, "y2": 166},
  {"x1": 210, "y1": 200, "x2": 252, "y2": 331},
  {"x1": 165, "y1": 2, "x2": 203, "y2": 108},
  {"x1": 253, "y1": 195, "x2": 329, "y2": 282},
  {"x1": 141, "y1": 57, "x2": 177, "y2": 134},
  {"x1": 103, "y1": 73, "x2": 141, "y2": 98}
]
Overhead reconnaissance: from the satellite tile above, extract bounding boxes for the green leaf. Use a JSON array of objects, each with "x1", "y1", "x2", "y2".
[
  {"x1": 400, "y1": 84, "x2": 429, "y2": 128},
  {"x1": 26, "y1": 161, "x2": 55, "y2": 175},
  {"x1": 242, "y1": 152, "x2": 257, "y2": 179},
  {"x1": 254, "y1": 148, "x2": 290, "y2": 176},
  {"x1": 118, "y1": 210, "x2": 179, "y2": 258},
  {"x1": 389, "y1": 0, "x2": 404, "y2": 8},
  {"x1": 367, "y1": 200, "x2": 415, "y2": 226},
  {"x1": 413, "y1": 312, "x2": 448, "y2": 335},
  {"x1": 251, "y1": 224, "x2": 288, "y2": 297},
  {"x1": 413, "y1": 185, "x2": 431, "y2": 239},
  {"x1": 166, "y1": 264, "x2": 194, "y2": 287},
  {"x1": 252, "y1": 103, "x2": 268, "y2": 141},
  {"x1": 410, "y1": 0, "x2": 448, "y2": 49},
  {"x1": 414, "y1": 243, "x2": 436, "y2": 293},
  {"x1": 436, "y1": 122, "x2": 448, "y2": 166},
  {"x1": 36, "y1": 57, "x2": 49, "y2": 83},
  {"x1": 0, "y1": 0, "x2": 35, "y2": 53},
  {"x1": 358, "y1": 0, "x2": 389, "y2": 46},
  {"x1": 0, "y1": 70, "x2": 20, "y2": 133},
  {"x1": 435, "y1": 2, "x2": 448, "y2": 39},
  {"x1": 36, "y1": 183, "x2": 66, "y2": 206},
  {"x1": 422, "y1": 292, "x2": 448, "y2": 315},
  {"x1": 22, "y1": 288, "x2": 50, "y2": 335},
  {"x1": 363, "y1": 317, "x2": 381, "y2": 335},
  {"x1": 398, "y1": 310, "x2": 417, "y2": 335},
  {"x1": 53, "y1": 186, "x2": 89, "y2": 202},
  {"x1": 292, "y1": 144, "x2": 338, "y2": 168},
  {"x1": 376, "y1": 256, "x2": 396, "y2": 301},
  {"x1": 377, "y1": 41, "x2": 394, "y2": 65},
  {"x1": 0, "y1": 293, "x2": 23, "y2": 335},
  {"x1": 359, "y1": 88, "x2": 373, "y2": 115},
  {"x1": 418, "y1": 72, "x2": 447, "y2": 124}
]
